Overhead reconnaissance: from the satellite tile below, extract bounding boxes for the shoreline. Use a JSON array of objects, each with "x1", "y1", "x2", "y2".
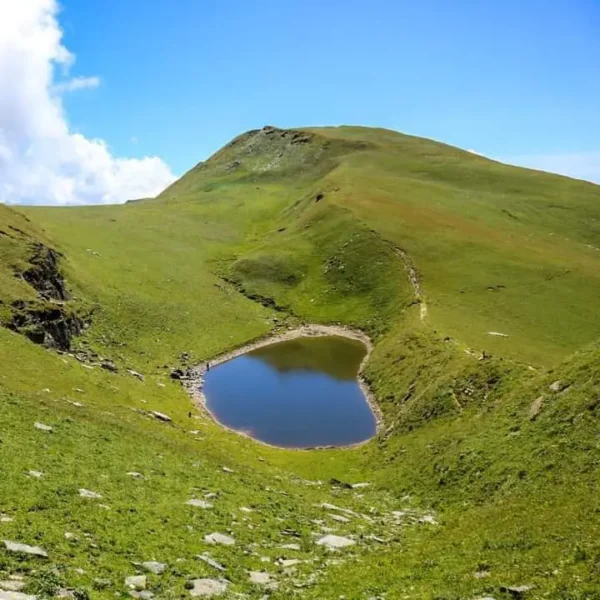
[{"x1": 182, "y1": 324, "x2": 384, "y2": 451}]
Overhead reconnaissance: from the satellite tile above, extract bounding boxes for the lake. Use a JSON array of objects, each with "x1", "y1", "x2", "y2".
[{"x1": 203, "y1": 335, "x2": 377, "y2": 448}]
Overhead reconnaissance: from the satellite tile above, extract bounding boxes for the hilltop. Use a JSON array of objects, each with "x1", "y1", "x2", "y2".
[{"x1": 0, "y1": 125, "x2": 599, "y2": 599}]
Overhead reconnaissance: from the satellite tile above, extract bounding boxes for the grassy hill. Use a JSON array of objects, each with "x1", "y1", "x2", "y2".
[{"x1": 0, "y1": 125, "x2": 599, "y2": 599}]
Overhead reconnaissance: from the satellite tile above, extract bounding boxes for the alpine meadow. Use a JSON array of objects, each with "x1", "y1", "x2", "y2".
[{"x1": 1, "y1": 125, "x2": 599, "y2": 599}]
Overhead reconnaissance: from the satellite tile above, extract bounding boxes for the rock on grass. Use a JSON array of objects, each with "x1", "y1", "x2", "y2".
[{"x1": 3, "y1": 540, "x2": 48, "y2": 558}]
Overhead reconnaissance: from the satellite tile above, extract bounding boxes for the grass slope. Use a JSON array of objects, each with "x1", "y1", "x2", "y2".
[{"x1": 0, "y1": 125, "x2": 599, "y2": 599}]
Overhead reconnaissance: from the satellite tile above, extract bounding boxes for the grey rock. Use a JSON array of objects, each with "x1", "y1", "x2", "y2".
[
  {"x1": 34, "y1": 422, "x2": 52, "y2": 432},
  {"x1": 125, "y1": 575, "x2": 146, "y2": 590},
  {"x1": 130, "y1": 592, "x2": 154, "y2": 599},
  {"x1": 3, "y1": 540, "x2": 47, "y2": 558},
  {"x1": 0, "y1": 592, "x2": 37, "y2": 600},
  {"x1": 79, "y1": 489, "x2": 102, "y2": 499},
  {"x1": 197, "y1": 554, "x2": 226, "y2": 572},
  {"x1": 27, "y1": 471, "x2": 43, "y2": 479},
  {"x1": 315, "y1": 535, "x2": 355, "y2": 549},
  {"x1": 151, "y1": 411, "x2": 172, "y2": 423},
  {"x1": 142, "y1": 561, "x2": 165, "y2": 575},
  {"x1": 248, "y1": 571, "x2": 276, "y2": 587},
  {"x1": 186, "y1": 499, "x2": 212, "y2": 509},
  {"x1": 188, "y1": 579, "x2": 229, "y2": 597},
  {"x1": 204, "y1": 533, "x2": 235, "y2": 546},
  {"x1": 0, "y1": 582, "x2": 25, "y2": 592}
]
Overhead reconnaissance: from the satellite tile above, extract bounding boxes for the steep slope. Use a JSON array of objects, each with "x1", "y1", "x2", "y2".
[{"x1": 0, "y1": 126, "x2": 599, "y2": 599}]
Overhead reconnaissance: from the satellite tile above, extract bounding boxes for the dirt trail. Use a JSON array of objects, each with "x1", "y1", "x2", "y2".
[{"x1": 389, "y1": 245, "x2": 428, "y2": 322}]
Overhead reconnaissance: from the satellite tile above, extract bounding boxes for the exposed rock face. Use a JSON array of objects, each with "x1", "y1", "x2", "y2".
[
  {"x1": 20, "y1": 243, "x2": 69, "y2": 300},
  {"x1": 8, "y1": 301, "x2": 84, "y2": 350},
  {"x1": 6, "y1": 242, "x2": 87, "y2": 351}
]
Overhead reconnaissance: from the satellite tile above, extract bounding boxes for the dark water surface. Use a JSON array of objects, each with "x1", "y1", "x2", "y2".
[{"x1": 203, "y1": 336, "x2": 377, "y2": 448}]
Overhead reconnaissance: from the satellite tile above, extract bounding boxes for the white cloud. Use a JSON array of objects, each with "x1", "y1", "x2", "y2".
[
  {"x1": 53, "y1": 75, "x2": 100, "y2": 93},
  {"x1": 0, "y1": 0, "x2": 176, "y2": 205},
  {"x1": 498, "y1": 152, "x2": 600, "y2": 185}
]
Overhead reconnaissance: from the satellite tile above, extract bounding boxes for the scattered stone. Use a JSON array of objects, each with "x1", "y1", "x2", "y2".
[
  {"x1": 249, "y1": 571, "x2": 275, "y2": 586},
  {"x1": 127, "y1": 369, "x2": 145, "y2": 382},
  {"x1": 27, "y1": 471, "x2": 43, "y2": 479},
  {"x1": 101, "y1": 360, "x2": 118, "y2": 373},
  {"x1": 474, "y1": 571, "x2": 490, "y2": 579},
  {"x1": 127, "y1": 472, "x2": 144, "y2": 479},
  {"x1": 351, "y1": 482, "x2": 370, "y2": 489},
  {"x1": 186, "y1": 499, "x2": 212, "y2": 509},
  {"x1": 0, "y1": 581, "x2": 26, "y2": 592},
  {"x1": 0, "y1": 591, "x2": 37, "y2": 600},
  {"x1": 221, "y1": 467, "x2": 234, "y2": 473},
  {"x1": 328, "y1": 514, "x2": 350, "y2": 523},
  {"x1": 239, "y1": 507, "x2": 253, "y2": 513},
  {"x1": 419, "y1": 514, "x2": 438, "y2": 525},
  {"x1": 130, "y1": 591, "x2": 154, "y2": 600},
  {"x1": 487, "y1": 331, "x2": 509, "y2": 337},
  {"x1": 188, "y1": 579, "x2": 229, "y2": 597},
  {"x1": 329, "y1": 478, "x2": 353, "y2": 489},
  {"x1": 68, "y1": 401, "x2": 84, "y2": 408},
  {"x1": 151, "y1": 411, "x2": 172, "y2": 423},
  {"x1": 34, "y1": 422, "x2": 52, "y2": 432},
  {"x1": 316, "y1": 535, "x2": 355, "y2": 549},
  {"x1": 64, "y1": 532, "x2": 76, "y2": 540},
  {"x1": 197, "y1": 554, "x2": 226, "y2": 572},
  {"x1": 3, "y1": 540, "x2": 48, "y2": 558},
  {"x1": 280, "y1": 543, "x2": 301, "y2": 551},
  {"x1": 142, "y1": 561, "x2": 165, "y2": 575},
  {"x1": 501, "y1": 585, "x2": 534, "y2": 598},
  {"x1": 125, "y1": 575, "x2": 146, "y2": 590},
  {"x1": 204, "y1": 533, "x2": 235, "y2": 546},
  {"x1": 170, "y1": 369, "x2": 185, "y2": 380},
  {"x1": 79, "y1": 489, "x2": 102, "y2": 499},
  {"x1": 529, "y1": 396, "x2": 544, "y2": 421},
  {"x1": 0, "y1": 516, "x2": 13, "y2": 523},
  {"x1": 549, "y1": 380, "x2": 568, "y2": 393},
  {"x1": 278, "y1": 559, "x2": 301, "y2": 568}
]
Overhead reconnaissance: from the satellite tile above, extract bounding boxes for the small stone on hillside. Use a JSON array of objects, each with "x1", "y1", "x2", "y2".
[
  {"x1": 529, "y1": 396, "x2": 544, "y2": 421},
  {"x1": 125, "y1": 575, "x2": 146, "y2": 590},
  {"x1": 0, "y1": 516, "x2": 13, "y2": 523},
  {"x1": 278, "y1": 559, "x2": 301, "y2": 568},
  {"x1": 79, "y1": 489, "x2": 102, "y2": 499},
  {"x1": 186, "y1": 499, "x2": 212, "y2": 509},
  {"x1": 280, "y1": 543, "x2": 301, "y2": 551},
  {"x1": 239, "y1": 507, "x2": 253, "y2": 513},
  {"x1": 188, "y1": 579, "x2": 229, "y2": 597},
  {"x1": 151, "y1": 411, "x2": 172, "y2": 423},
  {"x1": 0, "y1": 591, "x2": 37, "y2": 600},
  {"x1": 316, "y1": 535, "x2": 355, "y2": 549},
  {"x1": 351, "y1": 482, "x2": 370, "y2": 489},
  {"x1": 249, "y1": 571, "x2": 276, "y2": 587},
  {"x1": 130, "y1": 591, "x2": 154, "y2": 600},
  {"x1": 328, "y1": 514, "x2": 350, "y2": 523},
  {"x1": 142, "y1": 561, "x2": 165, "y2": 575},
  {"x1": 197, "y1": 554, "x2": 226, "y2": 572},
  {"x1": 3, "y1": 540, "x2": 48, "y2": 558},
  {"x1": 419, "y1": 514, "x2": 437, "y2": 525},
  {"x1": 221, "y1": 467, "x2": 234, "y2": 473},
  {"x1": 34, "y1": 422, "x2": 52, "y2": 432},
  {"x1": 27, "y1": 471, "x2": 43, "y2": 479},
  {"x1": 127, "y1": 472, "x2": 144, "y2": 479},
  {"x1": 0, "y1": 581, "x2": 26, "y2": 592},
  {"x1": 204, "y1": 533, "x2": 235, "y2": 546}
]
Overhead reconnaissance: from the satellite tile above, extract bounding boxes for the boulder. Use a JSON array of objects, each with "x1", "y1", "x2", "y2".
[
  {"x1": 3, "y1": 540, "x2": 47, "y2": 558},
  {"x1": 142, "y1": 561, "x2": 165, "y2": 575},
  {"x1": 204, "y1": 533, "x2": 235, "y2": 546},
  {"x1": 315, "y1": 535, "x2": 355, "y2": 549},
  {"x1": 188, "y1": 579, "x2": 228, "y2": 597}
]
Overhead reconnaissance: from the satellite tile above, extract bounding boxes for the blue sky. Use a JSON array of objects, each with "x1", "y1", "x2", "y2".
[
  {"x1": 60, "y1": 0, "x2": 600, "y2": 177},
  {"x1": 1, "y1": 1, "x2": 598, "y2": 205}
]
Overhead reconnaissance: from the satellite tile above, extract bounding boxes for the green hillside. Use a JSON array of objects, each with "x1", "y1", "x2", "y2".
[{"x1": 1, "y1": 126, "x2": 599, "y2": 599}]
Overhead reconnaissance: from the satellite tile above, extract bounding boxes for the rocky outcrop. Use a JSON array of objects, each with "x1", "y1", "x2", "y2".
[{"x1": 7, "y1": 243, "x2": 88, "y2": 351}]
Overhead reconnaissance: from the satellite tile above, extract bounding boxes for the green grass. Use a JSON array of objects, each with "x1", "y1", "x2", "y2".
[{"x1": 1, "y1": 124, "x2": 599, "y2": 598}]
